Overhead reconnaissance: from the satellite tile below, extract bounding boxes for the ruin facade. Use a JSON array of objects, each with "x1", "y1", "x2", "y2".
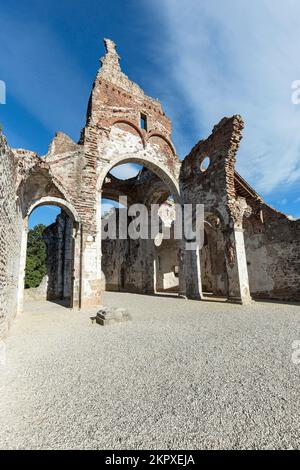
[{"x1": 1, "y1": 39, "x2": 299, "y2": 339}]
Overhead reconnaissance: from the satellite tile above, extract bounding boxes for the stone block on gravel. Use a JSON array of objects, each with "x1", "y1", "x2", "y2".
[{"x1": 96, "y1": 306, "x2": 131, "y2": 326}]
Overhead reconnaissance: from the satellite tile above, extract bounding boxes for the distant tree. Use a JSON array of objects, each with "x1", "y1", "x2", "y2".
[{"x1": 25, "y1": 224, "x2": 47, "y2": 288}]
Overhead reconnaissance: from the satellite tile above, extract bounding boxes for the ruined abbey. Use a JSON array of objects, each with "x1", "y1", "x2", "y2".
[{"x1": 1, "y1": 39, "x2": 300, "y2": 339}]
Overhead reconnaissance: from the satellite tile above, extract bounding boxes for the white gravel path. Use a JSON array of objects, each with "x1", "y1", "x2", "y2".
[{"x1": 0, "y1": 293, "x2": 299, "y2": 450}]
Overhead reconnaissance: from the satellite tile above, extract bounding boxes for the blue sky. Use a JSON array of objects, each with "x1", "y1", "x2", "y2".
[
  {"x1": 1, "y1": 0, "x2": 300, "y2": 227},
  {"x1": 29, "y1": 205, "x2": 61, "y2": 229}
]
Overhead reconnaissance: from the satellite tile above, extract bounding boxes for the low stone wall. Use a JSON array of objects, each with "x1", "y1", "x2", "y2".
[{"x1": 24, "y1": 275, "x2": 48, "y2": 301}]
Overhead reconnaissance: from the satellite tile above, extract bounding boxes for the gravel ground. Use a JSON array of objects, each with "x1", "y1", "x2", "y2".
[{"x1": 0, "y1": 292, "x2": 299, "y2": 450}]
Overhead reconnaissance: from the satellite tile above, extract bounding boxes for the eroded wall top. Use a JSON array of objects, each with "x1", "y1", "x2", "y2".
[{"x1": 85, "y1": 39, "x2": 172, "y2": 139}]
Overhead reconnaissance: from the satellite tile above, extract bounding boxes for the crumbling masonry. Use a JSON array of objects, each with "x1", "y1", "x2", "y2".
[{"x1": 1, "y1": 39, "x2": 299, "y2": 338}]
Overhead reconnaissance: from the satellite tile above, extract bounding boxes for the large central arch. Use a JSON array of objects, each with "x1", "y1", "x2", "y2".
[
  {"x1": 98, "y1": 154, "x2": 181, "y2": 204},
  {"x1": 99, "y1": 154, "x2": 182, "y2": 296}
]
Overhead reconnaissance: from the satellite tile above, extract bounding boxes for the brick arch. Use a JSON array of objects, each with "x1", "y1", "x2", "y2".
[
  {"x1": 17, "y1": 196, "x2": 81, "y2": 316},
  {"x1": 97, "y1": 155, "x2": 181, "y2": 203},
  {"x1": 111, "y1": 119, "x2": 146, "y2": 148},
  {"x1": 147, "y1": 132, "x2": 176, "y2": 157},
  {"x1": 27, "y1": 196, "x2": 80, "y2": 222},
  {"x1": 17, "y1": 161, "x2": 77, "y2": 220}
]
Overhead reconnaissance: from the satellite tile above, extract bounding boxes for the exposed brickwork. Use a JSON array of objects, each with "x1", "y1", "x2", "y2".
[
  {"x1": 180, "y1": 115, "x2": 245, "y2": 224},
  {"x1": 180, "y1": 115, "x2": 252, "y2": 302},
  {"x1": 0, "y1": 133, "x2": 22, "y2": 338}
]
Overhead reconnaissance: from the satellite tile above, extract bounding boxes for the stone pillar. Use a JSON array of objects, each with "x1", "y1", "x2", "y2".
[
  {"x1": 224, "y1": 225, "x2": 251, "y2": 304},
  {"x1": 182, "y1": 247, "x2": 203, "y2": 300},
  {"x1": 71, "y1": 223, "x2": 80, "y2": 308},
  {"x1": 16, "y1": 219, "x2": 28, "y2": 315},
  {"x1": 63, "y1": 216, "x2": 73, "y2": 298},
  {"x1": 178, "y1": 246, "x2": 187, "y2": 297},
  {"x1": 97, "y1": 192, "x2": 103, "y2": 287},
  {"x1": 153, "y1": 256, "x2": 158, "y2": 294},
  {"x1": 80, "y1": 227, "x2": 102, "y2": 309},
  {"x1": 77, "y1": 189, "x2": 103, "y2": 308}
]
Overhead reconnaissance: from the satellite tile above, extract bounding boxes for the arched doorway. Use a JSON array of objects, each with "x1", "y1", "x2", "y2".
[{"x1": 17, "y1": 197, "x2": 80, "y2": 313}]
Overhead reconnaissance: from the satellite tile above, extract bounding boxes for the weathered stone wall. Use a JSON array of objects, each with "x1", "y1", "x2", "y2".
[
  {"x1": 102, "y1": 237, "x2": 180, "y2": 294},
  {"x1": 0, "y1": 133, "x2": 23, "y2": 338},
  {"x1": 180, "y1": 116, "x2": 252, "y2": 303},
  {"x1": 200, "y1": 225, "x2": 228, "y2": 296},
  {"x1": 244, "y1": 206, "x2": 300, "y2": 301},
  {"x1": 86, "y1": 39, "x2": 172, "y2": 139},
  {"x1": 102, "y1": 237, "x2": 156, "y2": 293},
  {"x1": 13, "y1": 130, "x2": 102, "y2": 309},
  {"x1": 82, "y1": 38, "x2": 181, "y2": 206},
  {"x1": 43, "y1": 211, "x2": 73, "y2": 303},
  {"x1": 155, "y1": 239, "x2": 179, "y2": 292},
  {"x1": 44, "y1": 132, "x2": 96, "y2": 232},
  {"x1": 102, "y1": 202, "x2": 179, "y2": 294}
]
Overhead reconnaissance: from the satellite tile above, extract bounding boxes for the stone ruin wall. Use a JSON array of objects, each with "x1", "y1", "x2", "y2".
[
  {"x1": 244, "y1": 205, "x2": 300, "y2": 301},
  {"x1": 200, "y1": 225, "x2": 228, "y2": 296},
  {"x1": 101, "y1": 203, "x2": 180, "y2": 294},
  {"x1": 0, "y1": 133, "x2": 23, "y2": 339},
  {"x1": 102, "y1": 238, "x2": 156, "y2": 293},
  {"x1": 83, "y1": 38, "x2": 181, "y2": 199},
  {"x1": 155, "y1": 239, "x2": 179, "y2": 292},
  {"x1": 102, "y1": 238, "x2": 179, "y2": 294},
  {"x1": 180, "y1": 115, "x2": 300, "y2": 302},
  {"x1": 44, "y1": 132, "x2": 96, "y2": 233},
  {"x1": 180, "y1": 115, "x2": 251, "y2": 302},
  {"x1": 0, "y1": 38, "x2": 300, "y2": 338},
  {"x1": 43, "y1": 211, "x2": 73, "y2": 302}
]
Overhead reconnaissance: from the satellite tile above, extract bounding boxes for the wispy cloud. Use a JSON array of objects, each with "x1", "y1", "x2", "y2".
[{"x1": 149, "y1": 0, "x2": 300, "y2": 195}]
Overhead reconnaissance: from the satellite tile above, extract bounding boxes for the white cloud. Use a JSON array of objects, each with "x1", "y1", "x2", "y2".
[
  {"x1": 150, "y1": 0, "x2": 300, "y2": 194},
  {"x1": 110, "y1": 163, "x2": 142, "y2": 179}
]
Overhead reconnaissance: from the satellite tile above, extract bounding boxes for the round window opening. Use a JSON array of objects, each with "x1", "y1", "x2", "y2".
[{"x1": 200, "y1": 156, "x2": 210, "y2": 172}]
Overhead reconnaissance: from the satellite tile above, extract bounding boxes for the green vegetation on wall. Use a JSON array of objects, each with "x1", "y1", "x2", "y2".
[{"x1": 25, "y1": 224, "x2": 47, "y2": 288}]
